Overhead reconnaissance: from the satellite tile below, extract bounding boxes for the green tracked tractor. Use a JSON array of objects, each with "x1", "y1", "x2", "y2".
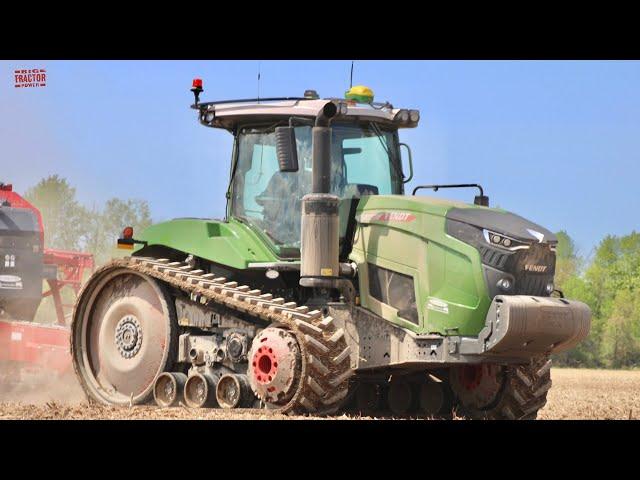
[{"x1": 71, "y1": 82, "x2": 591, "y2": 419}]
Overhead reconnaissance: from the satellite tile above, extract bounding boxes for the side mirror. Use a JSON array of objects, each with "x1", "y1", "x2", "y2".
[{"x1": 275, "y1": 126, "x2": 299, "y2": 172}]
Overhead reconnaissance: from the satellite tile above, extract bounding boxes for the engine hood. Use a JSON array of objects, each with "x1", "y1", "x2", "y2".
[{"x1": 446, "y1": 207, "x2": 557, "y2": 244}]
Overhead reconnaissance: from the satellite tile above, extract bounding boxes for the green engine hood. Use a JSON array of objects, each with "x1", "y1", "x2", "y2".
[{"x1": 356, "y1": 194, "x2": 555, "y2": 243}]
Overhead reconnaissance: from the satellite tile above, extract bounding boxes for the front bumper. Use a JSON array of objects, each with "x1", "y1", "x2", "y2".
[
  {"x1": 458, "y1": 295, "x2": 591, "y2": 358},
  {"x1": 343, "y1": 295, "x2": 592, "y2": 370}
]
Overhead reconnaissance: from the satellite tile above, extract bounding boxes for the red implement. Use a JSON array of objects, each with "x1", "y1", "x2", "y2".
[
  {"x1": 43, "y1": 248, "x2": 94, "y2": 325},
  {"x1": 0, "y1": 183, "x2": 93, "y2": 386},
  {"x1": 0, "y1": 319, "x2": 71, "y2": 375}
]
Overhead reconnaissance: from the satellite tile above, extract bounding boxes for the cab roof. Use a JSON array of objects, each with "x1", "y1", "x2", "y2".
[{"x1": 193, "y1": 97, "x2": 420, "y2": 131}]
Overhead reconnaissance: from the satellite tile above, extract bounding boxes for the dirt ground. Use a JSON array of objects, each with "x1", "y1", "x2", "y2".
[{"x1": 0, "y1": 368, "x2": 638, "y2": 420}]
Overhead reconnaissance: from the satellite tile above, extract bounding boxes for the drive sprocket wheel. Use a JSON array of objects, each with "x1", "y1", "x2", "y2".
[
  {"x1": 71, "y1": 268, "x2": 178, "y2": 406},
  {"x1": 248, "y1": 319, "x2": 353, "y2": 416},
  {"x1": 450, "y1": 356, "x2": 552, "y2": 420}
]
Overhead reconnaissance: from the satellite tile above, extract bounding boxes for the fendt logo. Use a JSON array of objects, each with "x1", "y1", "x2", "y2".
[
  {"x1": 524, "y1": 264, "x2": 548, "y2": 273},
  {"x1": 14, "y1": 68, "x2": 47, "y2": 88}
]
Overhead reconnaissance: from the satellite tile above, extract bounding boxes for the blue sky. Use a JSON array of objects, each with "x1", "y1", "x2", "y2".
[{"x1": 1, "y1": 60, "x2": 639, "y2": 258}]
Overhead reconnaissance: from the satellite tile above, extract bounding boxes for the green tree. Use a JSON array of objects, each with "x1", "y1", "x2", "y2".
[
  {"x1": 601, "y1": 289, "x2": 640, "y2": 368},
  {"x1": 24, "y1": 175, "x2": 88, "y2": 251},
  {"x1": 580, "y1": 232, "x2": 640, "y2": 368},
  {"x1": 555, "y1": 230, "x2": 580, "y2": 287}
]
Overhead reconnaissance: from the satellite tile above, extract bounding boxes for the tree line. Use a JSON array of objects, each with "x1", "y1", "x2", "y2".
[
  {"x1": 24, "y1": 175, "x2": 152, "y2": 266},
  {"x1": 553, "y1": 231, "x2": 640, "y2": 369}
]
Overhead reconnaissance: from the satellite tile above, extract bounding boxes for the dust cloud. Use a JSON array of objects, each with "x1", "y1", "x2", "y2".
[{"x1": 0, "y1": 367, "x2": 84, "y2": 406}]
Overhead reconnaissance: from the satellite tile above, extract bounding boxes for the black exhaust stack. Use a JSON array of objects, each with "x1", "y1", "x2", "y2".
[{"x1": 311, "y1": 102, "x2": 338, "y2": 194}]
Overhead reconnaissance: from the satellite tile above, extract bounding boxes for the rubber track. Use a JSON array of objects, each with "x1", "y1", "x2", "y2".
[{"x1": 74, "y1": 257, "x2": 353, "y2": 415}]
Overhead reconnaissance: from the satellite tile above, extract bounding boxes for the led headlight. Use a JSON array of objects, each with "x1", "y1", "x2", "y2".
[
  {"x1": 545, "y1": 282, "x2": 555, "y2": 295},
  {"x1": 483, "y1": 229, "x2": 527, "y2": 250},
  {"x1": 204, "y1": 112, "x2": 215, "y2": 123},
  {"x1": 409, "y1": 109, "x2": 420, "y2": 122}
]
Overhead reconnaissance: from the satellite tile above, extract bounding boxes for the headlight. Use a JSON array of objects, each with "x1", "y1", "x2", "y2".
[
  {"x1": 204, "y1": 112, "x2": 215, "y2": 123},
  {"x1": 409, "y1": 109, "x2": 420, "y2": 122},
  {"x1": 483, "y1": 229, "x2": 528, "y2": 251}
]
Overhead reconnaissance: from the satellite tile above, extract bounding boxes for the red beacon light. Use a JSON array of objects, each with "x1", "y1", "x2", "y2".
[
  {"x1": 191, "y1": 78, "x2": 204, "y2": 105},
  {"x1": 117, "y1": 226, "x2": 135, "y2": 250}
]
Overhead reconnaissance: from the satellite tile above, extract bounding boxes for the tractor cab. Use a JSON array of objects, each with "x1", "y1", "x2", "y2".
[{"x1": 192, "y1": 84, "x2": 419, "y2": 257}]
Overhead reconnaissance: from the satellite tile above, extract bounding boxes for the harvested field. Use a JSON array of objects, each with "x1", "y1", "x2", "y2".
[
  {"x1": 0, "y1": 368, "x2": 638, "y2": 420},
  {"x1": 537, "y1": 368, "x2": 639, "y2": 420}
]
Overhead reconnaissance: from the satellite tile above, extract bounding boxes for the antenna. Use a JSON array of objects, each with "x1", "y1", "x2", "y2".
[
  {"x1": 350, "y1": 60, "x2": 354, "y2": 88},
  {"x1": 257, "y1": 61, "x2": 261, "y2": 103}
]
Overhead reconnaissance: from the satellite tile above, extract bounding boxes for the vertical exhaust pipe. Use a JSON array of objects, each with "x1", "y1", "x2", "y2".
[
  {"x1": 311, "y1": 102, "x2": 337, "y2": 193},
  {"x1": 300, "y1": 102, "x2": 341, "y2": 289}
]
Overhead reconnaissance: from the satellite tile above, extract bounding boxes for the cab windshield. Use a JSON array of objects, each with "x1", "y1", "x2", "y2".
[{"x1": 230, "y1": 121, "x2": 403, "y2": 252}]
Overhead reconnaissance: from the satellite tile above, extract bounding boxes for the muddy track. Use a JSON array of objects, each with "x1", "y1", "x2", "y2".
[{"x1": 71, "y1": 256, "x2": 354, "y2": 415}]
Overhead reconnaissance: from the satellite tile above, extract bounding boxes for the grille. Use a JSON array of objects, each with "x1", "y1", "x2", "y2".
[
  {"x1": 479, "y1": 246, "x2": 511, "y2": 270},
  {"x1": 482, "y1": 243, "x2": 555, "y2": 297},
  {"x1": 512, "y1": 243, "x2": 555, "y2": 296}
]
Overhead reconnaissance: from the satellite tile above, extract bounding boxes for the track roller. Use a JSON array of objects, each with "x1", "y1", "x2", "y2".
[
  {"x1": 388, "y1": 379, "x2": 414, "y2": 416},
  {"x1": 216, "y1": 373, "x2": 254, "y2": 409},
  {"x1": 154, "y1": 372, "x2": 187, "y2": 407},
  {"x1": 354, "y1": 382, "x2": 382, "y2": 415},
  {"x1": 418, "y1": 381, "x2": 445, "y2": 416},
  {"x1": 184, "y1": 372, "x2": 218, "y2": 408}
]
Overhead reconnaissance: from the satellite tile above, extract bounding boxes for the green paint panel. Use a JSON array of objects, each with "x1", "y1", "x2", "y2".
[
  {"x1": 351, "y1": 194, "x2": 492, "y2": 336},
  {"x1": 137, "y1": 218, "x2": 279, "y2": 269}
]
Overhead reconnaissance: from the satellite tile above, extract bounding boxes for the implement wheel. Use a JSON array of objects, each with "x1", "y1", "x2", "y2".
[{"x1": 71, "y1": 267, "x2": 178, "y2": 406}]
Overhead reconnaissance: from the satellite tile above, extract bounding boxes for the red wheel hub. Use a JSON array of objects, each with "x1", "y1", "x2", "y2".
[
  {"x1": 248, "y1": 327, "x2": 301, "y2": 405},
  {"x1": 252, "y1": 345, "x2": 279, "y2": 384}
]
